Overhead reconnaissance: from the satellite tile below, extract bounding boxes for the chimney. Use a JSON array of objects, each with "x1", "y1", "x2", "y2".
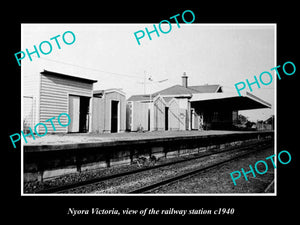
[{"x1": 182, "y1": 72, "x2": 188, "y2": 88}]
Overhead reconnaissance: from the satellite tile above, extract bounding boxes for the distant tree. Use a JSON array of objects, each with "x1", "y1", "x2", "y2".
[
  {"x1": 264, "y1": 115, "x2": 274, "y2": 125},
  {"x1": 237, "y1": 114, "x2": 248, "y2": 125},
  {"x1": 245, "y1": 121, "x2": 256, "y2": 128}
]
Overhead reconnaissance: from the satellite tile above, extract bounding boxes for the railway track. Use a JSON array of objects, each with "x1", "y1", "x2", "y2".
[
  {"x1": 129, "y1": 148, "x2": 266, "y2": 193},
  {"x1": 35, "y1": 139, "x2": 273, "y2": 194},
  {"x1": 264, "y1": 179, "x2": 275, "y2": 193}
]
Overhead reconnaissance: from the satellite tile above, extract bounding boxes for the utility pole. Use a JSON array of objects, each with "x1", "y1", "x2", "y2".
[
  {"x1": 138, "y1": 71, "x2": 168, "y2": 95},
  {"x1": 137, "y1": 71, "x2": 150, "y2": 94},
  {"x1": 137, "y1": 72, "x2": 168, "y2": 131},
  {"x1": 143, "y1": 71, "x2": 147, "y2": 94},
  {"x1": 148, "y1": 76, "x2": 168, "y2": 131}
]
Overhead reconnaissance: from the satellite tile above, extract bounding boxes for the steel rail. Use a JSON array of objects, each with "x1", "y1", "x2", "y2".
[
  {"x1": 35, "y1": 139, "x2": 272, "y2": 193},
  {"x1": 129, "y1": 144, "x2": 273, "y2": 193}
]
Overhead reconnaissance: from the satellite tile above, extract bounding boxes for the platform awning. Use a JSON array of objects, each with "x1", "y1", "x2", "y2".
[{"x1": 190, "y1": 92, "x2": 271, "y2": 111}]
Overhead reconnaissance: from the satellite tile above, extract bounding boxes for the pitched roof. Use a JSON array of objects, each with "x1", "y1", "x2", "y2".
[
  {"x1": 127, "y1": 84, "x2": 222, "y2": 102},
  {"x1": 152, "y1": 85, "x2": 194, "y2": 97},
  {"x1": 103, "y1": 88, "x2": 125, "y2": 96},
  {"x1": 127, "y1": 94, "x2": 150, "y2": 102},
  {"x1": 94, "y1": 89, "x2": 126, "y2": 98}
]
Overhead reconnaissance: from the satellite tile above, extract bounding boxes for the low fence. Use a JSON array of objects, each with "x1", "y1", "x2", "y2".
[{"x1": 23, "y1": 96, "x2": 37, "y2": 133}]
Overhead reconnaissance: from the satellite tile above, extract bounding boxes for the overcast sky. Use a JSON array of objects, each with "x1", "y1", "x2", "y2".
[{"x1": 21, "y1": 23, "x2": 275, "y2": 121}]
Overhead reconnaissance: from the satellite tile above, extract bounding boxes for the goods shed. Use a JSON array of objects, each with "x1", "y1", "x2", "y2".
[{"x1": 23, "y1": 70, "x2": 97, "y2": 134}]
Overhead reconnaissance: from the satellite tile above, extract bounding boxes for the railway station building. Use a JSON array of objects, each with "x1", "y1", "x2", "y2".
[
  {"x1": 126, "y1": 73, "x2": 271, "y2": 131},
  {"x1": 23, "y1": 70, "x2": 271, "y2": 134}
]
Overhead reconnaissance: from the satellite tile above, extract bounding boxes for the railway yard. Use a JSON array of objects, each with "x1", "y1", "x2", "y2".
[{"x1": 23, "y1": 131, "x2": 274, "y2": 194}]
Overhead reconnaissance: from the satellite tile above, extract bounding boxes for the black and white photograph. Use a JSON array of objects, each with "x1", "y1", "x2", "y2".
[
  {"x1": 5, "y1": 4, "x2": 298, "y2": 222},
  {"x1": 21, "y1": 24, "x2": 275, "y2": 195}
]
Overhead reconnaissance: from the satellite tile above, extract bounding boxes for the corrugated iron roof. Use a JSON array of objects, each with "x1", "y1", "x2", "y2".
[
  {"x1": 190, "y1": 92, "x2": 271, "y2": 110},
  {"x1": 152, "y1": 85, "x2": 194, "y2": 96},
  {"x1": 152, "y1": 84, "x2": 222, "y2": 97},
  {"x1": 127, "y1": 84, "x2": 223, "y2": 102},
  {"x1": 41, "y1": 70, "x2": 97, "y2": 84}
]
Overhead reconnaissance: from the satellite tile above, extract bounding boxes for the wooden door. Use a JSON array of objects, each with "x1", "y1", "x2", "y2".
[
  {"x1": 111, "y1": 100, "x2": 119, "y2": 133},
  {"x1": 165, "y1": 107, "x2": 169, "y2": 131},
  {"x1": 68, "y1": 95, "x2": 80, "y2": 132}
]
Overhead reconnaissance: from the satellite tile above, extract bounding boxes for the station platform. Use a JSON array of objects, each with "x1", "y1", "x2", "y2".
[
  {"x1": 23, "y1": 130, "x2": 274, "y2": 182},
  {"x1": 24, "y1": 130, "x2": 271, "y2": 152}
]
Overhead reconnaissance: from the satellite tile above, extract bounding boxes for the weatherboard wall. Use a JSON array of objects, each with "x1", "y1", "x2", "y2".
[{"x1": 39, "y1": 73, "x2": 94, "y2": 133}]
